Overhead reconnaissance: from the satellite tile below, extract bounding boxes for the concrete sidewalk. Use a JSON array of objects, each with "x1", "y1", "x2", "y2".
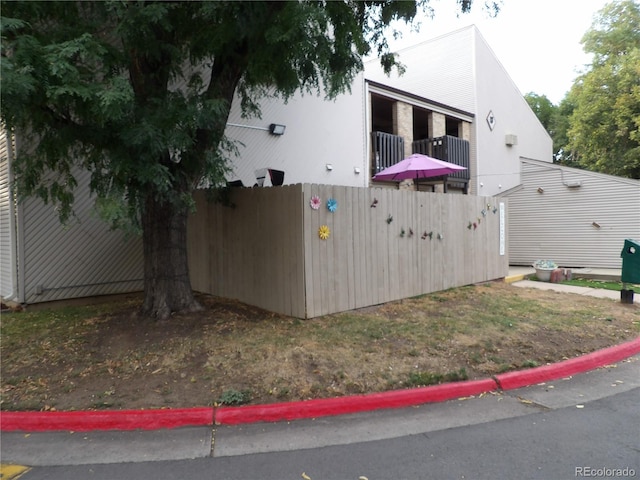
[
  {"x1": 505, "y1": 266, "x2": 636, "y2": 304},
  {"x1": 512, "y1": 280, "x2": 627, "y2": 301},
  {"x1": 507, "y1": 266, "x2": 623, "y2": 283}
]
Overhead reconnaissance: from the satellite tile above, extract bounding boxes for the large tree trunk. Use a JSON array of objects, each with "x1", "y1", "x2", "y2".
[{"x1": 140, "y1": 192, "x2": 202, "y2": 319}]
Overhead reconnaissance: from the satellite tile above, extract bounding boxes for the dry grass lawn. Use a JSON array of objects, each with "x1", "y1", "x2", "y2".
[{"x1": 1, "y1": 281, "x2": 638, "y2": 411}]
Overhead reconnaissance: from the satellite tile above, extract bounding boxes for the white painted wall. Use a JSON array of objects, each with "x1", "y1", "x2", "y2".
[
  {"x1": 224, "y1": 75, "x2": 368, "y2": 188},
  {"x1": 364, "y1": 27, "x2": 476, "y2": 113},
  {"x1": 472, "y1": 29, "x2": 552, "y2": 197},
  {"x1": 365, "y1": 26, "x2": 553, "y2": 197}
]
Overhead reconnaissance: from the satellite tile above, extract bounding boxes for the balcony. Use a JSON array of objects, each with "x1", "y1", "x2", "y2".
[{"x1": 371, "y1": 132, "x2": 470, "y2": 192}]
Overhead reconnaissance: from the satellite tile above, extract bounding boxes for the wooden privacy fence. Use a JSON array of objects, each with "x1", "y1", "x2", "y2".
[{"x1": 187, "y1": 184, "x2": 508, "y2": 318}]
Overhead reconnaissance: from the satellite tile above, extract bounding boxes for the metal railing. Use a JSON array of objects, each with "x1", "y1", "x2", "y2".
[{"x1": 371, "y1": 131, "x2": 404, "y2": 174}]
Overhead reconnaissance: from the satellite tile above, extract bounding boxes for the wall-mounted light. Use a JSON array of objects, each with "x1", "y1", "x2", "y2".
[
  {"x1": 354, "y1": 167, "x2": 361, "y2": 174},
  {"x1": 269, "y1": 123, "x2": 286, "y2": 135},
  {"x1": 326, "y1": 164, "x2": 333, "y2": 171},
  {"x1": 537, "y1": 187, "x2": 544, "y2": 194}
]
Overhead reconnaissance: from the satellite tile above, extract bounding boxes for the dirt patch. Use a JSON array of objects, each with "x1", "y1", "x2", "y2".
[{"x1": 1, "y1": 282, "x2": 638, "y2": 411}]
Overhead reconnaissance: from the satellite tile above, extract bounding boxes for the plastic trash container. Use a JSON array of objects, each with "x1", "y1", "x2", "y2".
[{"x1": 620, "y1": 239, "x2": 640, "y2": 304}]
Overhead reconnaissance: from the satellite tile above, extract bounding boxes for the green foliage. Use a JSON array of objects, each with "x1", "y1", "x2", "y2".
[
  {"x1": 217, "y1": 389, "x2": 252, "y2": 406},
  {"x1": 551, "y1": 95, "x2": 577, "y2": 164},
  {"x1": 1, "y1": 1, "x2": 444, "y2": 225},
  {"x1": 567, "y1": 0, "x2": 640, "y2": 179},
  {"x1": 525, "y1": 93, "x2": 555, "y2": 132},
  {"x1": 406, "y1": 368, "x2": 468, "y2": 387}
]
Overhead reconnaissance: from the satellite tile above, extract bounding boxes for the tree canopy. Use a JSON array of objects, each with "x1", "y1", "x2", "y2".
[
  {"x1": 1, "y1": 0, "x2": 493, "y2": 318},
  {"x1": 567, "y1": 0, "x2": 640, "y2": 178}
]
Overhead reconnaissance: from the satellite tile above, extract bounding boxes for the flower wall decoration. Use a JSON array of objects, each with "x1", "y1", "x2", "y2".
[
  {"x1": 318, "y1": 225, "x2": 331, "y2": 240},
  {"x1": 309, "y1": 195, "x2": 321, "y2": 210},
  {"x1": 327, "y1": 198, "x2": 338, "y2": 212}
]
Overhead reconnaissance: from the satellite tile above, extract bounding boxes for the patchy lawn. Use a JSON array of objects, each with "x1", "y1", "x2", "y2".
[{"x1": 1, "y1": 281, "x2": 638, "y2": 411}]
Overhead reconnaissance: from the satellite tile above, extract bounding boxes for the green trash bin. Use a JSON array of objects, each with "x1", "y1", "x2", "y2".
[
  {"x1": 620, "y1": 239, "x2": 640, "y2": 304},
  {"x1": 621, "y1": 239, "x2": 640, "y2": 283}
]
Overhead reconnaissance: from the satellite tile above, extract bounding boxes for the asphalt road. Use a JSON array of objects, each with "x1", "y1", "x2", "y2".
[{"x1": 5, "y1": 357, "x2": 640, "y2": 480}]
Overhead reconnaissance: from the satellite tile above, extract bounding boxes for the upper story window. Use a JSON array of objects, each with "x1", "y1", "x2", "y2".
[
  {"x1": 371, "y1": 94, "x2": 395, "y2": 134},
  {"x1": 446, "y1": 116, "x2": 461, "y2": 137},
  {"x1": 413, "y1": 107, "x2": 430, "y2": 141}
]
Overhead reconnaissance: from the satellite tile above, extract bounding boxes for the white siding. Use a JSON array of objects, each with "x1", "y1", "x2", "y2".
[
  {"x1": 504, "y1": 159, "x2": 640, "y2": 268},
  {"x1": 365, "y1": 26, "x2": 553, "y2": 197},
  {"x1": 472, "y1": 30, "x2": 552, "y2": 196},
  {"x1": 19, "y1": 167, "x2": 144, "y2": 304},
  {"x1": 223, "y1": 75, "x2": 368, "y2": 189},
  {"x1": 0, "y1": 128, "x2": 16, "y2": 300},
  {"x1": 364, "y1": 27, "x2": 477, "y2": 113}
]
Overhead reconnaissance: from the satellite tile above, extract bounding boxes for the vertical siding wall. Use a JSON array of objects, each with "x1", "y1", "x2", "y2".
[{"x1": 189, "y1": 184, "x2": 508, "y2": 318}]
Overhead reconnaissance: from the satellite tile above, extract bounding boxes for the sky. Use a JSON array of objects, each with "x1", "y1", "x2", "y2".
[{"x1": 386, "y1": 0, "x2": 613, "y2": 105}]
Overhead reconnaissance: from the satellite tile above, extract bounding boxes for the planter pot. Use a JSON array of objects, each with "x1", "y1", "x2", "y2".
[{"x1": 534, "y1": 267, "x2": 555, "y2": 282}]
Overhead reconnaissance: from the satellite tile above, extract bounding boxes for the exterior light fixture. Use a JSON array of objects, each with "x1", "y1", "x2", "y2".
[
  {"x1": 269, "y1": 123, "x2": 286, "y2": 135},
  {"x1": 326, "y1": 164, "x2": 333, "y2": 171}
]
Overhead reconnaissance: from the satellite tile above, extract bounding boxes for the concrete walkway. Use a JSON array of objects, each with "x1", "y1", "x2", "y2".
[{"x1": 506, "y1": 266, "x2": 635, "y2": 304}]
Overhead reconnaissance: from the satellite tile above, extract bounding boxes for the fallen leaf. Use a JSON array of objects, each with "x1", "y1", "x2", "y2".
[
  {"x1": 302, "y1": 473, "x2": 312, "y2": 480},
  {"x1": 576, "y1": 405, "x2": 584, "y2": 409}
]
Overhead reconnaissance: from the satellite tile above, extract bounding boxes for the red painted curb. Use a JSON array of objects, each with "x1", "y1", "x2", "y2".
[
  {"x1": 495, "y1": 336, "x2": 640, "y2": 391},
  {"x1": 0, "y1": 407, "x2": 214, "y2": 432},
  {"x1": 215, "y1": 378, "x2": 497, "y2": 425},
  {"x1": 2, "y1": 338, "x2": 638, "y2": 432}
]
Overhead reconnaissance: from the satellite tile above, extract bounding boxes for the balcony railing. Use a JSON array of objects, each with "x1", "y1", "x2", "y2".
[
  {"x1": 371, "y1": 132, "x2": 470, "y2": 192},
  {"x1": 418, "y1": 135, "x2": 470, "y2": 181},
  {"x1": 371, "y1": 131, "x2": 404, "y2": 175}
]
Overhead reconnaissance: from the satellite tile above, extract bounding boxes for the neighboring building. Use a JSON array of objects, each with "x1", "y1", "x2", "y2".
[
  {"x1": 0, "y1": 134, "x2": 143, "y2": 305},
  {"x1": 502, "y1": 159, "x2": 640, "y2": 269}
]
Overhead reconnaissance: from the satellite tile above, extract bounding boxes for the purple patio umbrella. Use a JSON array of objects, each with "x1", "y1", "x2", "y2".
[{"x1": 373, "y1": 153, "x2": 466, "y2": 182}]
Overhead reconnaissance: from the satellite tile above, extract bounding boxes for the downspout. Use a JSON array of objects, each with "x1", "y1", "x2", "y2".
[
  {"x1": 10, "y1": 132, "x2": 26, "y2": 304},
  {"x1": 4, "y1": 128, "x2": 22, "y2": 303},
  {"x1": 363, "y1": 78, "x2": 371, "y2": 187}
]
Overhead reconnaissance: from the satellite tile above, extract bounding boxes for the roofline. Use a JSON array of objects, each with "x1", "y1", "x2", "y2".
[
  {"x1": 520, "y1": 158, "x2": 640, "y2": 186},
  {"x1": 365, "y1": 80, "x2": 475, "y2": 122}
]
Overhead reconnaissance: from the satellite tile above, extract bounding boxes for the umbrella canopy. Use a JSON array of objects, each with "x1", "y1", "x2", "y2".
[{"x1": 373, "y1": 153, "x2": 466, "y2": 182}]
